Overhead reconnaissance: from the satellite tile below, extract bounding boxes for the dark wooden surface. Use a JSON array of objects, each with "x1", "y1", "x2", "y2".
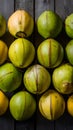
[{"x1": 0, "y1": 0, "x2": 73, "y2": 130}]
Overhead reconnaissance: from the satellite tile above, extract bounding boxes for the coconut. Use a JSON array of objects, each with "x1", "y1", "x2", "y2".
[
  {"x1": 8, "y1": 10, "x2": 34, "y2": 38},
  {"x1": 52, "y1": 63, "x2": 73, "y2": 94},
  {"x1": 37, "y1": 38, "x2": 64, "y2": 68},
  {"x1": 23, "y1": 64, "x2": 51, "y2": 94},
  {"x1": 39, "y1": 89, "x2": 65, "y2": 120},
  {"x1": 0, "y1": 63, "x2": 22, "y2": 92},
  {"x1": 37, "y1": 10, "x2": 63, "y2": 38},
  {"x1": 8, "y1": 38, "x2": 35, "y2": 68},
  {"x1": 9, "y1": 91, "x2": 36, "y2": 120}
]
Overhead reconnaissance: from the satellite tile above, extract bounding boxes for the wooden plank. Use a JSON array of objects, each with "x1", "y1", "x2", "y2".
[
  {"x1": 0, "y1": 110, "x2": 15, "y2": 130},
  {"x1": 36, "y1": 104, "x2": 54, "y2": 130},
  {"x1": 0, "y1": 0, "x2": 14, "y2": 20},
  {"x1": 64, "y1": 113, "x2": 73, "y2": 130},
  {"x1": 14, "y1": 0, "x2": 35, "y2": 130},
  {"x1": 35, "y1": 1, "x2": 55, "y2": 130},
  {"x1": 0, "y1": 0, "x2": 15, "y2": 130},
  {"x1": 15, "y1": 0, "x2": 34, "y2": 16},
  {"x1": 15, "y1": 116, "x2": 35, "y2": 130},
  {"x1": 55, "y1": 0, "x2": 73, "y2": 20},
  {"x1": 55, "y1": 111, "x2": 73, "y2": 130},
  {"x1": 54, "y1": 0, "x2": 73, "y2": 130},
  {"x1": 0, "y1": 0, "x2": 14, "y2": 47},
  {"x1": 35, "y1": 0, "x2": 54, "y2": 20}
]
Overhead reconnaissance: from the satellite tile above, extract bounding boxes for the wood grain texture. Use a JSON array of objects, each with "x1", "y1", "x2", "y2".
[
  {"x1": 15, "y1": 116, "x2": 35, "y2": 130},
  {"x1": 0, "y1": 109, "x2": 15, "y2": 130},
  {"x1": 15, "y1": 0, "x2": 34, "y2": 16},
  {"x1": 35, "y1": 0, "x2": 55, "y2": 20},
  {"x1": 0, "y1": 0, "x2": 14, "y2": 20},
  {"x1": 0, "y1": 0, "x2": 14, "y2": 46},
  {"x1": 36, "y1": 108, "x2": 54, "y2": 130},
  {"x1": 55, "y1": 0, "x2": 73, "y2": 19},
  {"x1": 55, "y1": 111, "x2": 73, "y2": 130}
]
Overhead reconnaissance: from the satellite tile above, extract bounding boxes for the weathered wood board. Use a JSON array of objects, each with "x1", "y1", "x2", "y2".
[{"x1": 0, "y1": 0, "x2": 73, "y2": 130}]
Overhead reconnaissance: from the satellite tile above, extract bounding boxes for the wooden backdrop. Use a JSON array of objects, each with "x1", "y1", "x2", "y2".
[{"x1": 0, "y1": 0, "x2": 73, "y2": 130}]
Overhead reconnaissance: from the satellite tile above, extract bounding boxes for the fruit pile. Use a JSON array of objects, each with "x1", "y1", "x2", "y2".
[{"x1": 0, "y1": 9, "x2": 73, "y2": 121}]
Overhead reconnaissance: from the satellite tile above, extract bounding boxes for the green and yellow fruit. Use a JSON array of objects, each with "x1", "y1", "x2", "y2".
[
  {"x1": 65, "y1": 39, "x2": 73, "y2": 65},
  {"x1": 0, "y1": 40, "x2": 8, "y2": 65},
  {"x1": 23, "y1": 64, "x2": 51, "y2": 94},
  {"x1": 0, "y1": 14, "x2": 6, "y2": 37},
  {"x1": 8, "y1": 10, "x2": 34, "y2": 38},
  {"x1": 65, "y1": 13, "x2": 73, "y2": 38},
  {"x1": 8, "y1": 38, "x2": 35, "y2": 68},
  {"x1": 52, "y1": 63, "x2": 73, "y2": 94},
  {"x1": 0, "y1": 63, "x2": 22, "y2": 92},
  {"x1": 37, "y1": 38, "x2": 64, "y2": 68},
  {"x1": 67, "y1": 95, "x2": 73, "y2": 117},
  {"x1": 9, "y1": 91, "x2": 36, "y2": 121},
  {"x1": 0, "y1": 91, "x2": 9, "y2": 116},
  {"x1": 37, "y1": 10, "x2": 63, "y2": 38},
  {"x1": 39, "y1": 89, "x2": 65, "y2": 120}
]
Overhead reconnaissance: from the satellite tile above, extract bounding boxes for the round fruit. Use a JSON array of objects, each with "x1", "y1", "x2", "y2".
[
  {"x1": 0, "y1": 91, "x2": 9, "y2": 116},
  {"x1": 65, "y1": 13, "x2": 73, "y2": 38},
  {"x1": 37, "y1": 10, "x2": 63, "y2": 38},
  {"x1": 9, "y1": 91, "x2": 36, "y2": 121},
  {"x1": 0, "y1": 63, "x2": 22, "y2": 92},
  {"x1": 37, "y1": 38, "x2": 64, "y2": 68},
  {"x1": 52, "y1": 63, "x2": 73, "y2": 94},
  {"x1": 8, "y1": 38, "x2": 35, "y2": 68},
  {"x1": 39, "y1": 89, "x2": 65, "y2": 120},
  {"x1": 0, "y1": 14, "x2": 6, "y2": 37},
  {"x1": 0, "y1": 40, "x2": 8, "y2": 65},
  {"x1": 23, "y1": 64, "x2": 51, "y2": 94},
  {"x1": 67, "y1": 95, "x2": 73, "y2": 117},
  {"x1": 65, "y1": 40, "x2": 73, "y2": 65},
  {"x1": 8, "y1": 10, "x2": 34, "y2": 38}
]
